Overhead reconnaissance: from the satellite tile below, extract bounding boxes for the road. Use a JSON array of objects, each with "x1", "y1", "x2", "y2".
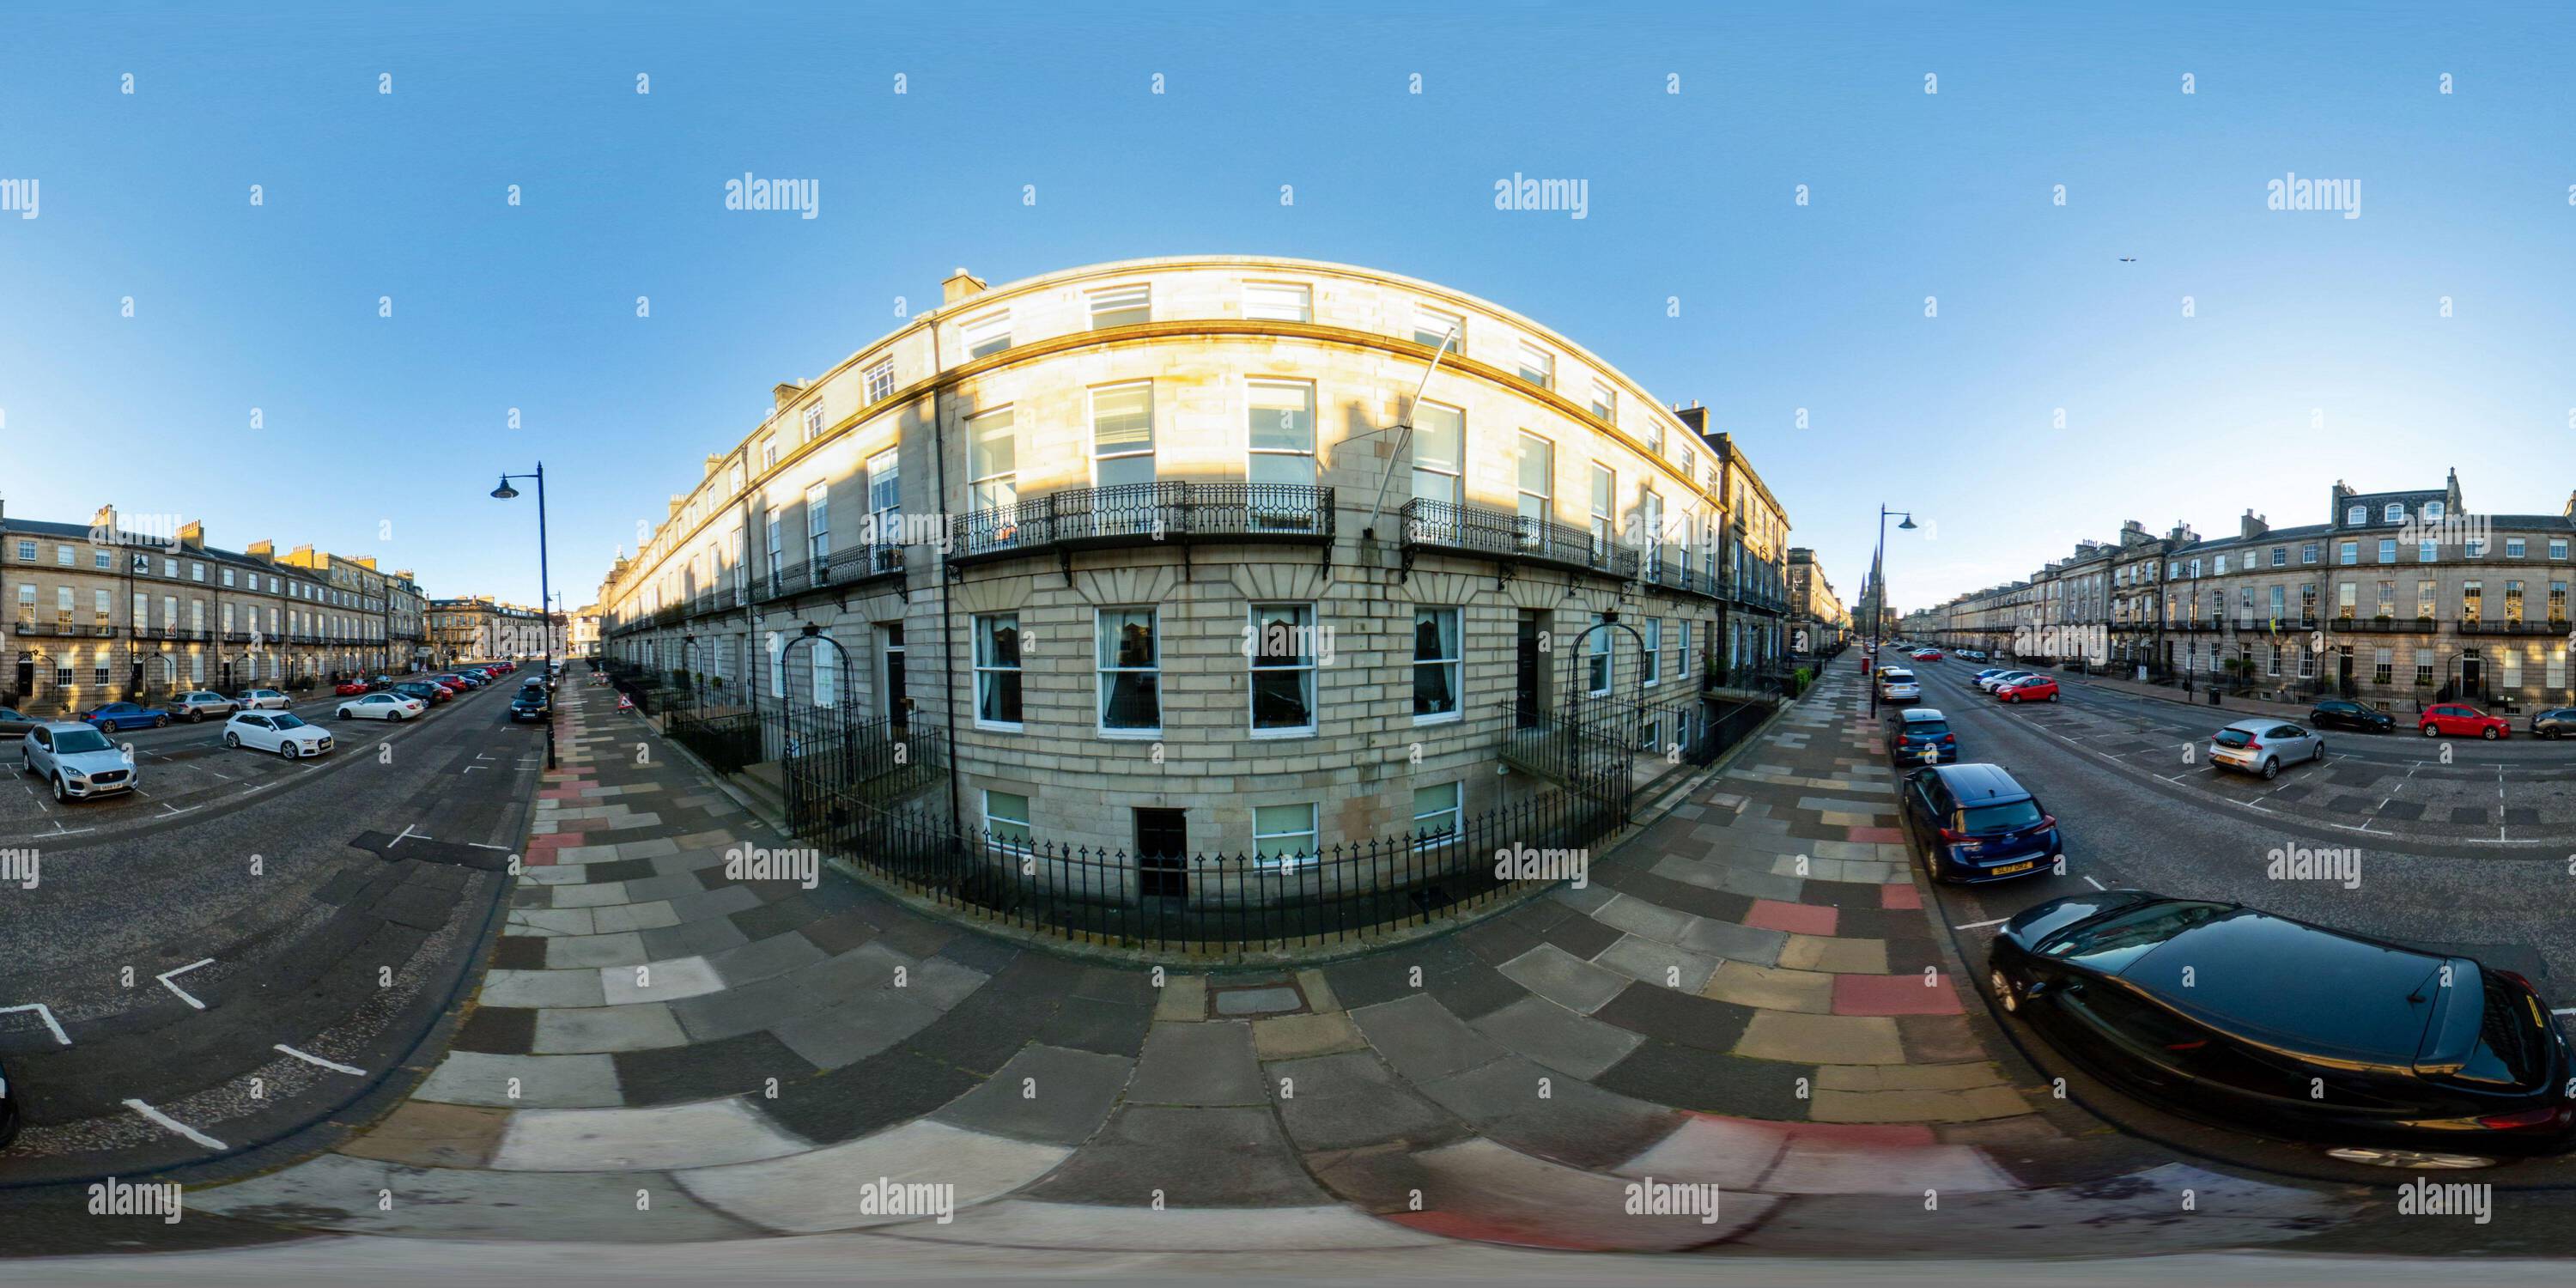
[
  {"x1": 1886, "y1": 648, "x2": 2576, "y2": 1184},
  {"x1": 0, "y1": 679, "x2": 540, "y2": 1185}
]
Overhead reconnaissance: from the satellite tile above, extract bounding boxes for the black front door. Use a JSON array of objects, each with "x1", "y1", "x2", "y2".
[
  {"x1": 2336, "y1": 649, "x2": 2354, "y2": 696},
  {"x1": 1514, "y1": 611, "x2": 1542, "y2": 727},
  {"x1": 15, "y1": 656, "x2": 33, "y2": 703},
  {"x1": 1135, "y1": 807, "x2": 1187, "y2": 898},
  {"x1": 881, "y1": 625, "x2": 907, "y2": 728},
  {"x1": 2463, "y1": 656, "x2": 2483, "y2": 701}
]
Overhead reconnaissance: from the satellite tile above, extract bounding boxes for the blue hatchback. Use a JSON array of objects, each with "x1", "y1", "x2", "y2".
[
  {"x1": 1886, "y1": 708, "x2": 1958, "y2": 766},
  {"x1": 81, "y1": 702, "x2": 171, "y2": 732},
  {"x1": 1897, "y1": 762, "x2": 2063, "y2": 884}
]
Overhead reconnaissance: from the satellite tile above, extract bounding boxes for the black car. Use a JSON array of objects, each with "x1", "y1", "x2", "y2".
[
  {"x1": 2310, "y1": 699, "x2": 2395, "y2": 734},
  {"x1": 1990, "y1": 891, "x2": 2576, "y2": 1161},
  {"x1": 0, "y1": 1053, "x2": 18, "y2": 1149},
  {"x1": 508, "y1": 688, "x2": 551, "y2": 723},
  {"x1": 1886, "y1": 708, "x2": 1958, "y2": 766},
  {"x1": 1896, "y1": 762, "x2": 2063, "y2": 884},
  {"x1": 2530, "y1": 707, "x2": 2576, "y2": 740}
]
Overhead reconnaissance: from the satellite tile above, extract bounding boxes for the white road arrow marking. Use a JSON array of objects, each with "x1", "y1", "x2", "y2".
[
  {"x1": 157, "y1": 958, "x2": 215, "y2": 1009},
  {"x1": 124, "y1": 1097, "x2": 226, "y2": 1151}
]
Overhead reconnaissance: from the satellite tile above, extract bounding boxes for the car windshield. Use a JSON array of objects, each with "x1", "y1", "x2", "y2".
[
  {"x1": 272, "y1": 714, "x2": 309, "y2": 730},
  {"x1": 1958, "y1": 799, "x2": 2043, "y2": 835},
  {"x1": 52, "y1": 727, "x2": 115, "y2": 754}
]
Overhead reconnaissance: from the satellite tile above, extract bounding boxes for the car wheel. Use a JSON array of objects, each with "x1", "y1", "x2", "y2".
[
  {"x1": 155, "y1": 715, "x2": 169, "y2": 728},
  {"x1": 2046, "y1": 691, "x2": 2058, "y2": 702},
  {"x1": 281, "y1": 743, "x2": 298, "y2": 760},
  {"x1": 2313, "y1": 741, "x2": 2327, "y2": 762},
  {"x1": 2421, "y1": 724, "x2": 2440, "y2": 737},
  {"x1": 2005, "y1": 693, "x2": 2019, "y2": 703},
  {"x1": 52, "y1": 775, "x2": 70, "y2": 802},
  {"x1": 2544, "y1": 726, "x2": 2562, "y2": 740},
  {"x1": 186, "y1": 710, "x2": 202, "y2": 723},
  {"x1": 2260, "y1": 757, "x2": 2279, "y2": 781},
  {"x1": 1990, "y1": 969, "x2": 2018, "y2": 1014},
  {"x1": 2482, "y1": 726, "x2": 2500, "y2": 740},
  {"x1": 223, "y1": 732, "x2": 240, "y2": 749},
  {"x1": 338, "y1": 708, "x2": 351, "y2": 720}
]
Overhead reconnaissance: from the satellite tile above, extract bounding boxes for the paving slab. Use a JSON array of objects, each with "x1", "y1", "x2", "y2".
[
  {"x1": 870, "y1": 1200, "x2": 1449, "y2": 1249},
  {"x1": 1467, "y1": 995, "x2": 1647, "y2": 1080},
  {"x1": 932, "y1": 1043, "x2": 1134, "y2": 1146},
  {"x1": 1495, "y1": 944, "x2": 1628, "y2": 1014},
  {"x1": 532, "y1": 1003, "x2": 691, "y2": 1054},
  {"x1": 1125, "y1": 1019, "x2": 1265, "y2": 1106},
  {"x1": 413, "y1": 1049, "x2": 625, "y2": 1109},
  {"x1": 192, "y1": 1153, "x2": 753, "y2": 1242},
  {"x1": 675, "y1": 1119, "x2": 1071, "y2": 1232},
  {"x1": 493, "y1": 1097, "x2": 811, "y2": 1171}
]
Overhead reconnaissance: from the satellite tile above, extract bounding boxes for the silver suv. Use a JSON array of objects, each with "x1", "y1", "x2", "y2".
[
  {"x1": 172, "y1": 690, "x2": 240, "y2": 722},
  {"x1": 21, "y1": 720, "x2": 139, "y2": 802}
]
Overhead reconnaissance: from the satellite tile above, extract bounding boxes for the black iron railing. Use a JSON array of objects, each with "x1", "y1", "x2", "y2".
[
  {"x1": 953, "y1": 482, "x2": 1334, "y2": 562},
  {"x1": 1398, "y1": 497, "x2": 1637, "y2": 579}
]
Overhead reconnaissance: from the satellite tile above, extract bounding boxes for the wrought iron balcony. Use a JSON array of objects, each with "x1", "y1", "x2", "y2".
[
  {"x1": 1398, "y1": 497, "x2": 1636, "y2": 580},
  {"x1": 954, "y1": 483, "x2": 1335, "y2": 566},
  {"x1": 756, "y1": 544, "x2": 905, "y2": 604}
]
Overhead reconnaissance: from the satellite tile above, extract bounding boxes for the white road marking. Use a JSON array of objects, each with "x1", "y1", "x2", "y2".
[
  {"x1": 390, "y1": 823, "x2": 424, "y2": 847},
  {"x1": 2555, "y1": 1007, "x2": 2576, "y2": 1017},
  {"x1": 157, "y1": 957, "x2": 216, "y2": 1009},
  {"x1": 0, "y1": 1002, "x2": 71, "y2": 1046},
  {"x1": 274, "y1": 1043, "x2": 365, "y2": 1075},
  {"x1": 124, "y1": 1097, "x2": 227, "y2": 1151},
  {"x1": 2081, "y1": 875, "x2": 2106, "y2": 890},
  {"x1": 466, "y1": 841, "x2": 510, "y2": 851},
  {"x1": 1952, "y1": 917, "x2": 2011, "y2": 930}
]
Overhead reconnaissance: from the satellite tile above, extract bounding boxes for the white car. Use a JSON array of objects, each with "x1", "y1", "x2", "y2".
[
  {"x1": 1877, "y1": 668, "x2": 1921, "y2": 702},
  {"x1": 1978, "y1": 670, "x2": 2038, "y2": 693},
  {"x1": 337, "y1": 693, "x2": 426, "y2": 721},
  {"x1": 21, "y1": 721, "x2": 138, "y2": 801},
  {"x1": 223, "y1": 711, "x2": 333, "y2": 759},
  {"x1": 234, "y1": 689, "x2": 292, "y2": 711}
]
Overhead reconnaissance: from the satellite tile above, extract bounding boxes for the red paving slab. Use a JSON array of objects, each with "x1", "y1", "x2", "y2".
[
  {"x1": 1846, "y1": 825, "x2": 1904, "y2": 844},
  {"x1": 1832, "y1": 972, "x2": 1966, "y2": 1017},
  {"x1": 1744, "y1": 898, "x2": 1838, "y2": 937},
  {"x1": 1880, "y1": 882, "x2": 1923, "y2": 910}
]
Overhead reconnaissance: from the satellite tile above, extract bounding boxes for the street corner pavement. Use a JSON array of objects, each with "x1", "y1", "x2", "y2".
[{"x1": 191, "y1": 665, "x2": 2371, "y2": 1256}]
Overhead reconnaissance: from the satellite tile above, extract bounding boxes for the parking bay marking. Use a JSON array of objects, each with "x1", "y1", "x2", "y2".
[
  {"x1": 123, "y1": 1098, "x2": 226, "y2": 1151},
  {"x1": 275, "y1": 1043, "x2": 365, "y2": 1075},
  {"x1": 0, "y1": 1002, "x2": 71, "y2": 1046},
  {"x1": 157, "y1": 957, "x2": 216, "y2": 1009}
]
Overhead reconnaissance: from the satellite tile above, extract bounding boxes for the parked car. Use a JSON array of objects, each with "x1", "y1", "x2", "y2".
[
  {"x1": 2421, "y1": 703, "x2": 2510, "y2": 740},
  {"x1": 434, "y1": 673, "x2": 483, "y2": 690},
  {"x1": 1897, "y1": 762, "x2": 2063, "y2": 884},
  {"x1": 393, "y1": 681, "x2": 451, "y2": 705},
  {"x1": 338, "y1": 693, "x2": 426, "y2": 721},
  {"x1": 0, "y1": 1051, "x2": 17, "y2": 1149},
  {"x1": 1877, "y1": 667, "x2": 1921, "y2": 702},
  {"x1": 1996, "y1": 675, "x2": 2059, "y2": 703},
  {"x1": 0, "y1": 707, "x2": 37, "y2": 740},
  {"x1": 234, "y1": 689, "x2": 291, "y2": 711},
  {"x1": 222, "y1": 711, "x2": 333, "y2": 759},
  {"x1": 1988, "y1": 890, "x2": 2576, "y2": 1163},
  {"x1": 508, "y1": 688, "x2": 551, "y2": 723},
  {"x1": 2208, "y1": 718, "x2": 2324, "y2": 780},
  {"x1": 1886, "y1": 708, "x2": 1957, "y2": 766},
  {"x1": 1912, "y1": 649, "x2": 1945, "y2": 662},
  {"x1": 1978, "y1": 670, "x2": 2038, "y2": 693},
  {"x1": 171, "y1": 691, "x2": 240, "y2": 721},
  {"x1": 2530, "y1": 707, "x2": 2576, "y2": 740},
  {"x1": 21, "y1": 720, "x2": 138, "y2": 801},
  {"x1": 333, "y1": 679, "x2": 371, "y2": 696},
  {"x1": 79, "y1": 702, "x2": 172, "y2": 732},
  {"x1": 2310, "y1": 698, "x2": 2394, "y2": 734}
]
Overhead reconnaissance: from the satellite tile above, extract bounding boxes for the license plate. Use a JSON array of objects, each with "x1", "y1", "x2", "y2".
[{"x1": 1990, "y1": 860, "x2": 2038, "y2": 875}]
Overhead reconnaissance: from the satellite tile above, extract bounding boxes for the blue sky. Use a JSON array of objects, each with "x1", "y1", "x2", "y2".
[{"x1": 4, "y1": 1, "x2": 2573, "y2": 615}]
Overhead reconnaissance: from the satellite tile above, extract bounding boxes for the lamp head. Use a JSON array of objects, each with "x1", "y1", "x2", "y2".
[
  {"x1": 491, "y1": 477, "x2": 520, "y2": 500},
  {"x1": 1898, "y1": 515, "x2": 1917, "y2": 530}
]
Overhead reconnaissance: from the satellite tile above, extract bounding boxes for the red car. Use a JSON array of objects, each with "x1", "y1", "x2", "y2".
[
  {"x1": 1996, "y1": 675, "x2": 2059, "y2": 703},
  {"x1": 334, "y1": 680, "x2": 370, "y2": 696},
  {"x1": 2420, "y1": 703, "x2": 2509, "y2": 740},
  {"x1": 1913, "y1": 650, "x2": 1945, "y2": 662}
]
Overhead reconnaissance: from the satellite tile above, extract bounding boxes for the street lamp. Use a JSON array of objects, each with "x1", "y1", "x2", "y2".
[
  {"x1": 492, "y1": 465, "x2": 556, "y2": 769},
  {"x1": 1868, "y1": 505, "x2": 1917, "y2": 717}
]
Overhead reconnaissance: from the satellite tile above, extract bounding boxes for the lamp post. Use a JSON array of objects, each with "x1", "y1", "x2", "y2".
[
  {"x1": 491, "y1": 465, "x2": 556, "y2": 769},
  {"x1": 1868, "y1": 505, "x2": 1917, "y2": 717}
]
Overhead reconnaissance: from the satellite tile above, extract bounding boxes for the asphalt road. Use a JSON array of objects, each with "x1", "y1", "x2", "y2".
[
  {"x1": 0, "y1": 679, "x2": 539, "y2": 1186},
  {"x1": 1884, "y1": 648, "x2": 2576, "y2": 1186}
]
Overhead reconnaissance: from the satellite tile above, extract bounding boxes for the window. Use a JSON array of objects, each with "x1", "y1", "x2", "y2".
[
  {"x1": 2463, "y1": 580, "x2": 2482, "y2": 622},
  {"x1": 1096, "y1": 608, "x2": 1160, "y2": 732},
  {"x1": 1589, "y1": 380, "x2": 1616, "y2": 422},
  {"x1": 2346, "y1": 506, "x2": 2366, "y2": 526},
  {"x1": 969, "y1": 409, "x2": 1018, "y2": 512},
  {"x1": 2553, "y1": 580, "x2": 2569, "y2": 622},
  {"x1": 2502, "y1": 647, "x2": 2524, "y2": 689},
  {"x1": 1411, "y1": 402, "x2": 1463, "y2": 506},
  {"x1": 1412, "y1": 781, "x2": 1461, "y2": 846},
  {"x1": 1587, "y1": 612, "x2": 1612, "y2": 695},
  {"x1": 1413, "y1": 608, "x2": 1461, "y2": 720},
  {"x1": 866, "y1": 449, "x2": 900, "y2": 548},
  {"x1": 10, "y1": 539, "x2": 28, "y2": 560},
  {"x1": 983, "y1": 790, "x2": 1033, "y2": 851},
  {"x1": 801, "y1": 404, "x2": 823, "y2": 443},
  {"x1": 2416, "y1": 580, "x2": 2435, "y2": 619},
  {"x1": 863, "y1": 359, "x2": 895, "y2": 403},
  {"x1": 1643, "y1": 617, "x2": 1664, "y2": 685},
  {"x1": 1589, "y1": 464, "x2": 1615, "y2": 550},
  {"x1": 2554, "y1": 538, "x2": 2570, "y2": 561},
  {"x1": 2419, "y1": 539, "x2": 2437, "y2": 562},
  {"x1": 1679, "y1": 447, "x2": 1695, "y2": 483},
  {"x1": 1090, "y1": 382, "x2": 1156, "y2": 488},
  {"x1": 2372, "y1": 647, "x2": 2393, "y2": 686},
  {"x1": 2415, "y1": 648, "x2": 2435, "y2": 688},
  {"x1": 2298, "y1": 647, "x2": 2316, "y2": 678},
  {"x1": 2337, "y1": 582, "x2": 2355, "y2": 618},
  {"x1": 2188, "y1": 558, "x2": 2202, "y2": 578},
  {"x1": 191, "y1": 562, "x2": 204, "y2": 582},
  {"x1": 2378, "y1": 539, "x2": 2395, "y2": 563},
  {"x1": 1087, "y1": 283, "x2": 1151, "y2": 328},
  {"x1": 222, "y1": 568, "x2": 234, "y2": 587},
  {"x1": 2468, "y1": 537, "x2": 2488, "y2": 557},
  {"x1": 804, "y1": 482, "x2": 830, "y2": 583},
  {"x1": 1638, "y1": 490, "x2": 1663, "y2": 575},
  {"x1": 1249, "y1": 604, "x2": 1317, "y2": 734},
  {"x1": 1245, "y1": 380, "x2": 1316, "y2": 487},
  {"x1": 2334, "y1": 541, "x2": 2356, "y2": 565},
  {"x1": 2424, "y1": 501, "x2": 2445, "y2": 520},
  {"x1": 2301, "y1": 543, "x2": 2318, "y2": 565},
  {"x1": 1514, "y1": 432, "x2": 1554, "y2": 532},
  {"x1": 1253, "y1": 803, "x2": 1318, "y2": 868},
  {"x1": 97, "y1": 550, "x2": 114, "y2": 570},
  {"x1": 974, "y1": 613, "x2": 1022, "y2": 726},
  {"x1": 962, "y1": 310, "x2": 1012, "y2": 358},
  {"x1": 2266, "y1": 644, "x2": 2281, "y2": 677},
  {"x1": 1242, "y1": 282, "x2": 1310, "y2": 322},
  {"x1": 1413, "y1": 303, "x2": 1464, "y2": 353},
  {"x1": 2269, "y1": 547, "x2": 2285, "y2": 568},
  {"x1": 2506, "y1": 580, "x2": 2525, "y2": 623},
  {"x1": 2374, "y1": 581, "x2": 2394, "y2": 618},
  {"x1": 763, "y1": 507, "x2": 783, "y2": 595},
  {"x1": 2506, "y1": 538, "x2": 2527, "y2": 559},
  {"x1": 1516, "y1": 340, "x2": 1553, "y2": 389},
  {"x1": 54, "y1": 544, "x2": 71, "y2": 566},
  {"x1": 2384, "y1": 502, "x2": 2404, "y2": 523},
  {"x1": 811, "y1": 641, "x2": 840, "y2": 707},
  {"x1": 762, "y1": 435, "x2": 779, "y2": 472},
  {"x1": 2551, "y1": 647, "x2": 2569, "y2": 690}
]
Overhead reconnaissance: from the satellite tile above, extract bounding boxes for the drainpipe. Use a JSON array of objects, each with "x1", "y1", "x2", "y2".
[{"x1": 927, "y1": 319, "x2": 963, "y2": 831}]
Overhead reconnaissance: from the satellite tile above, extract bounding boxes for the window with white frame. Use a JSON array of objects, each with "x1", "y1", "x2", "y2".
[
  {"x1": 1413, "y1": 303, "x2": 1464, "y2": 353},
  {"x1": 2506, "y1": 538, "x2": 2527, "y2": 558},
  {"x1": 801, "y1": 404, "x2": 823, "y2": 442},
  {"x1": 1516, "y1": 340, "x2": 1554, "y2": 389},
  {"x1": 10, "y1": 539, "x2": 28, "y2": 560},
  {"x1": 804, "y1": 482, "x2": 830, "y2": 583},
  {"x1": 1588, "y1": 612, "x2": 1612, "y2": 695},
  {"x1": 2346, "y1": 505, "x2": 2366, "y2": 526},
  {"x1": 973, "y1": 613, "x2": 1022, "y2": 726},
  {"x1": 763, "y1": 507, "x2": 783, "y2": 595},
  {"x1": 1643, "y1": 617, "x2": 1664, "y2": 684},
  {"x1": 1589, "y1": 463, "x2": 1614, "y2": 550},
  {"x1": 1413, "y1": 607, "x2": 1461, "y2": 720},
  {"x1": 53, "y1": 544, "x2": 70, "y2": 566},
  {"x1": 969, "y1": 409, "x2": 1018, "y2": 513},
  {"x1": 1242, "y1": 281, "x2": 1311, "y2": 322},
  {"x1": 762, "y1": 435, "x2": 779, "y2": 472},
  {"x1": 1249, "y1": 603, "x2": 1317, "y2": 734},
  {"x1": 2420, "y1": 539, "x2": 2437, "y2": 562},
  {"x1": 1515, "y1": 432, "x2": 1553, "y2": 532},
  {"x1": 811, "y1": 640, "x2": 840, "y2": 707},
  {"x1": 984, "y1": 789, "x2": 1033, "y2": 851},
  {"x1": 863, "y1": 358, "x2": 895, "y2": 402},
  {"x1": 1246, "y1": 380, "x2": 1316, "y2": 488},
  {"x1": 1253, "y1": 803, "x2": 1318, "y2": 868},
  {"x1": 1087, "y1": 283, "x2": 1151, "y2": 328},
  {"x1": 1411, "y1": 401, "x2": 1463, "y2": 506},
  {"x1": 2384, "y1": 502, "x2": 2403, "y2": 523},
  {"x1": 1090, "y1": 382, "x2": 1156, "y2": 488},
  {"x1": 866, "y1": 448, "x2": 900, "y2": 549},
  {"x1": 1412, "y1": 781, "x2": 1461, "y2": 846},
  {"x1": 1096, "y1": 608, "x2": 1160, "y2": 732},
  {"x1": 962, "y1": 310, "x2": 1012, "y2": 358},
  {"x1": 1589, "y1": 379, "x2": 1615, "y2": 422}
]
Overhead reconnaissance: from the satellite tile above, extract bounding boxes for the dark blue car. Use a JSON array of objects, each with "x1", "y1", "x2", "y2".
[
  {"x1": 1886, "y1": 708, "x2": 1958, "y2": 766},
  {"x1": 81, "y1": 702, "x2": 171, "y2": 732},
  {"x1": 1897, "y1": 762, "x2": 2062, "y2": 884}
]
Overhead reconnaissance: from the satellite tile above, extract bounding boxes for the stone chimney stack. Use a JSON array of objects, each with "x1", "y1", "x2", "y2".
[
  {"x1": 2241, "y1": 509, "x2": 2269, "y2": 540},
  {"x1": 942, "y1": 267, "x2": 987, "y2": 306},
  {"x1": 179, "y1": 520, "x2": 204, "y2": 550}
]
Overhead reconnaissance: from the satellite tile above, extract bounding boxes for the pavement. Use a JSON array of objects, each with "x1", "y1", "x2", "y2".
[{"x1": 157, "y1": 659, "x2": 2387, "y2": 1258}]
